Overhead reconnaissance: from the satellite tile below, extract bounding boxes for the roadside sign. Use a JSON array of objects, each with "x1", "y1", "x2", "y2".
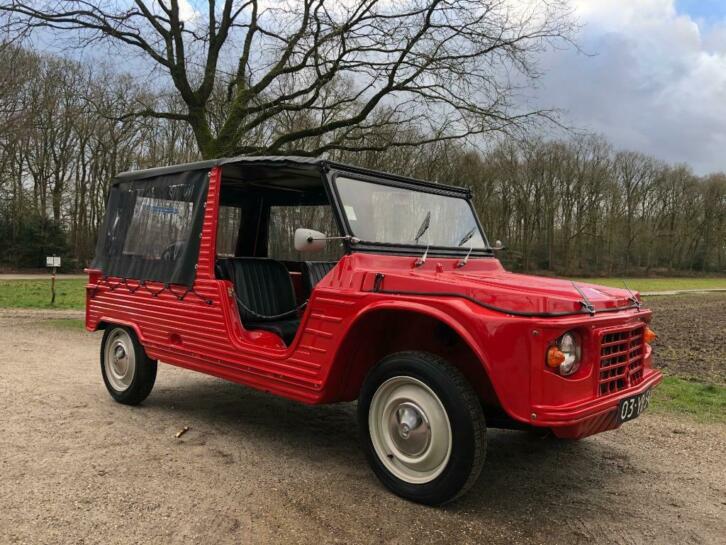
[{"x1": 46, "y1": 255, "x2": 60, "y2": 305}]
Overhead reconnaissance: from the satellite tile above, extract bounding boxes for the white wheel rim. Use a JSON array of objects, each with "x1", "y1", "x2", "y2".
[
  {"x1": 104, "y1": 329, "x2": 136, "y2": 392},
  {"x1": 369, "y1": 376, "x2": 452, "y2": 484}
]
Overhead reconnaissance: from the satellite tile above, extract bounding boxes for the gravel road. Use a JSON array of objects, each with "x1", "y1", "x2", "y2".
[{"x1": 1, "y1": 310, "x2": 724, "y2": 545}]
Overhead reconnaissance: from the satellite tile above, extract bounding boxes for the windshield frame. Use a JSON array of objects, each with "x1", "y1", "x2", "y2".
[{"x1": 326, "y1": 168, "x2": 493, "y2": 258}]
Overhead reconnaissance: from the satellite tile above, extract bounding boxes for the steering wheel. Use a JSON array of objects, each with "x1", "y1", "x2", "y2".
[{"x1": 160, "y1": 241, "x2": 185, "y2": 261}]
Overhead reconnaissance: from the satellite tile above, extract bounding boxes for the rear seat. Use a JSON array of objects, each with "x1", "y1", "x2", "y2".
[{"x1": 216, "y1": 257, "x2": 300, "y2": 345}]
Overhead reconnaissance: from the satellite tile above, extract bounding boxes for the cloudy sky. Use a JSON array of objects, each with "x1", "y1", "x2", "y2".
[
  {"x1": 170, "y1": 0, "x2": 726, "y2": 175},
  {"x1": 28, "y1": 0, "x2": 725, "y2": 175},
  {"x1": 534, "y1": 0, "x2": 726, "y2": 174}
]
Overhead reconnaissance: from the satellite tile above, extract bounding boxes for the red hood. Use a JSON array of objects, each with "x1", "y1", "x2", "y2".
[
  {"x1": 350, "y1": 254, "x2": 639, "y2": 315},
  {"x1": 444, "y1": 270, "x2": 637, "y2": 314}
]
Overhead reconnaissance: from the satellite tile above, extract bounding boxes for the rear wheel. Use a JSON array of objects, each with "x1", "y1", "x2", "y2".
[
  {"x1": 100, "y1": 326, "x2": 157, "y2": 405},
  {"x1": 358, "y1": 351, "x2": 486, "y2": 505}
]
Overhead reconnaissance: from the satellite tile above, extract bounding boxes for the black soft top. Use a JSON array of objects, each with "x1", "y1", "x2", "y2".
[
  {"x1": 114, "y1": 155, "x2": 323, "y2": 181},
  {"x1": 113, "y1": 155, "x2": 471, "y2": 197}
]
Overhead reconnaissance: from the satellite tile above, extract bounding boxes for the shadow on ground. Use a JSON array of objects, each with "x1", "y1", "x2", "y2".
[{"x1": 143, "y1": 376, "x2": 619, "y2": 524}]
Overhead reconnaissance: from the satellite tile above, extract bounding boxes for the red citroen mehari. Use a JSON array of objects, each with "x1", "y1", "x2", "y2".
[{"x1": 86, "y1": 156, "x2": 660, "y2": 504}]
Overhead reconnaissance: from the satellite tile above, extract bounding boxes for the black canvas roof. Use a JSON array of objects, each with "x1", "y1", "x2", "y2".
[
  {"x1": 114, "y1": 155, "x2": 324, "y2": 181},
  {"x1": 113, "y1": 155, "x2": 471, "y2": 197}
]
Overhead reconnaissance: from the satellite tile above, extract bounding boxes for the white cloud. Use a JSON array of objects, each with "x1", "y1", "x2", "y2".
[
  {"x1": 177, "y1": 0, "x2": 199, "y2": 22},
  {"x1": 535, "y1": 0, "x2": 726, "y2": 174}
]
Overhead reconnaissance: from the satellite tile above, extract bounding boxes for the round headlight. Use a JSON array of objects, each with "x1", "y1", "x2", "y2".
[{"x1": 558, "y1": 332, "x2": 581, "y2": 376}]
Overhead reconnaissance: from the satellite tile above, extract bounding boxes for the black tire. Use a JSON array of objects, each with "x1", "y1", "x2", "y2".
[
  {"x1": 358, "y1": 351, "x2": 486, "y2": 505},
  {"x1": 100, "y1": 326, "x2": 157, "y2": 405}
]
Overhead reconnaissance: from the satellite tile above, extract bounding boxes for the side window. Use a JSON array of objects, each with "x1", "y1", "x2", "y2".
[
  {"x1": 268, "y1": 205, "x2": 344, "y2": 261},
  {"x1": 216, "y1": 206, "x2": 242, "y2": 257},
  {"x1": 92, "y1": 173, "x2": 208, "y2": 287}
]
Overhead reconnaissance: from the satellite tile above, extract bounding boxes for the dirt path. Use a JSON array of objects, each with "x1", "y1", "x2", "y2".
[
  {"x1": 1, "y1": 312, "x2": 724, "y2": 545},
  {"x1": 645, "y1": 292, "x2": 726, "y2": 384},
  {"x1": 0, "y1": 308, "x2": 84, "y2": 319},
  {"x1": 0, "y1": 273, "x2": 86, "y2": 280},
  {"x1": 641, "y1": 288, "x2": 726, "y2": 296}
]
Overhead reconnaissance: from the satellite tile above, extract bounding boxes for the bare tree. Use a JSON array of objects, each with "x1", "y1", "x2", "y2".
[
  {"x1": 0, "y1": 0, "x2": 575, "y2": 159},
  {"x1": 1, "y1": 42, "x2": 724, "y2": 274}
]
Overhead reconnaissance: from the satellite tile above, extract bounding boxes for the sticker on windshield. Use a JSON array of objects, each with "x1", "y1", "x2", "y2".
[{"x1": 344, "y1": 205, "x2": 358, "y2": 221}]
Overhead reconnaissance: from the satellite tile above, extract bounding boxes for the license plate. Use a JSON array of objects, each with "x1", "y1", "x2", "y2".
[{"x1": 617, "y1": 389, "x2": 652, "y2": 423}]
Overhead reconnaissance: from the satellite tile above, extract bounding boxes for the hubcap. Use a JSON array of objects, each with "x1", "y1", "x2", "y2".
[
  {"x1": 104, "y1": 329, "x2": 136, "y2": 392},
  {"x1": 390, "y1": 402, "x2": 430, "y2": 456},
  {"x1": 369, "y1": 376, "x2": 452, "y2": 484}
]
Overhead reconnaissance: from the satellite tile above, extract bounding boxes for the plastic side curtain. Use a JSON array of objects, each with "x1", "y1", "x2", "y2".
[{"x1": 91, "y1": 170, "x2": 209, "y2": 287}]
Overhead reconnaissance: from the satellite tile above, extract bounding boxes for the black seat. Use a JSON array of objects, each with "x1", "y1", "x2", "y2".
[
  {"x1": 301, "y1": 261, "x2": 337, "y2": 295},
  {"x1": 216, "y1": 258, "x2": 300, "y2": 345}
]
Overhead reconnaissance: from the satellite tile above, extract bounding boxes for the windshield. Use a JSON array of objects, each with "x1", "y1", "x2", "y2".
[{"x1": 334, "y1": 176, "x2": 486, "y2": 249}]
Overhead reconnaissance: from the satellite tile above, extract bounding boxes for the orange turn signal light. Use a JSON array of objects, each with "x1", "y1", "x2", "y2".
[
  {"x1": 643, "y1": 327, "x2": 657, "y2": 344},
  {"x1": 546, "y1": 346, "x2": 566, "y2": 368}
]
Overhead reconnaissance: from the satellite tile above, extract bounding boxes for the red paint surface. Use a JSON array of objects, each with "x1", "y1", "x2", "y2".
[{"x1": 86, "y1": 166, "x2": 661, "y2": 438}]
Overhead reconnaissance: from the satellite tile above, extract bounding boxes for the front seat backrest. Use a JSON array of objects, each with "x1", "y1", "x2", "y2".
[
  {"x1": 301, "y1": 261, "x2": 337, "y2": 294},
  {"x1": 217, "y1": 258, "x2": 297, "y2": 323}
]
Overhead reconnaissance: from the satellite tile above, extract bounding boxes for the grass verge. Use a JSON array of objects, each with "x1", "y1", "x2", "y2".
[
  {"x1": 650, "y1": 376, "x2": 725, "y2": 424},
  {"x1": 0, "y1": 279, "x2": 85, "y2": 310},
  {"x1": 572, "y1": 277, "x2": 726, "y2": 292}
]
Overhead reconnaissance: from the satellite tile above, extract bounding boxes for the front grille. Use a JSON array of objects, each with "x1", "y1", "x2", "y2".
[{"x1": 598, "y1": 324, "x2": 645, "y2": 396}]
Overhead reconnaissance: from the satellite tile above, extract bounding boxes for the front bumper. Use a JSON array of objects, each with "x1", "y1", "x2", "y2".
[{"x1": 531, "y1": 369, "x2": 662, "y2": 439}]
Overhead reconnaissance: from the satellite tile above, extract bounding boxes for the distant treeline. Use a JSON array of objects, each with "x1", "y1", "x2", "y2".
[
  {"x1": 403, "y1": 139, "x2": 726, "y2": 275},
  {"x1": 1, "y1": 46, "x2": 724, "y2": 275}
]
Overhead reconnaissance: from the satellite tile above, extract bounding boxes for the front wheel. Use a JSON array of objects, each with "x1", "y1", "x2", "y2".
[
  {"x1": 358, "y1": 351, "x2": 486, "y2": 505},
  {"x1": 100, "y1": 326, "x2": 157, "y2": 405}
]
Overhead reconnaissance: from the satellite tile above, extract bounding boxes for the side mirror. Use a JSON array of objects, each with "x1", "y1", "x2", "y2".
[
  {"x1": 492, "y1": 239, "x2": 506, "y2": 251},
  {"x1": 294, "y1": 228, "x2": 327, "y2": 252}
]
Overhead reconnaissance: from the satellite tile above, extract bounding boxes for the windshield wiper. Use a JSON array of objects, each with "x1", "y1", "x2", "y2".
[
  {"x1": 457, "y1": 227, "x2": 476, "y2": 247},
  {"x1": 414, "y1": 211, "x2": 431, "y2": 244}
]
